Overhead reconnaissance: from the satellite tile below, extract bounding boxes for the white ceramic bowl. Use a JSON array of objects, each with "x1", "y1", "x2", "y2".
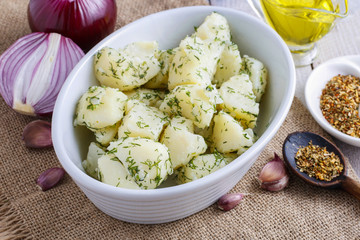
[
  {"x1": 52, "y1": 6, "x2": 296, "y2": 224},
  {"x1": 305, "y1": 55, "x2": 360, "y2": 147}
]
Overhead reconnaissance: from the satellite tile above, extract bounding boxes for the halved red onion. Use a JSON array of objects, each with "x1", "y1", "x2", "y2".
[
  {"x1": 28, "y1": 0, "x2": 117, "y2": 52},
  {"x1": 0, "y1": 32, "x2": 84, "y2": 116}
]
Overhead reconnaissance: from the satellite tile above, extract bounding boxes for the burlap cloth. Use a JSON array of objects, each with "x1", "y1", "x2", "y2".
[{"x1": 1, "y1": 0, "x2": 359, "y2": 239}]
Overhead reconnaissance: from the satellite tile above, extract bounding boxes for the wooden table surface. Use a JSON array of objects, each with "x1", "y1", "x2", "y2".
[{"x1": 210, "y1": 0, "x2": 360, "y2": 177}]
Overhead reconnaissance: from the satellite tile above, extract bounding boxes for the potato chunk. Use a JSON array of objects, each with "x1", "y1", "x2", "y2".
[
  {"x1": 161, "y1": 117, "x2": 207, "y2": 169},
  {"x1": 242, "y1": 55, "x2": 268, "y2": 102},
  {"x1": 194, "y1": 120, "x2": 214, "y2": 146},
  {"x1": 124, "y1": 88, "x2": 165, "y2": 107},
  {"x1": 159, "y1": 84, "x2": 218, "y2": 129},
  {"x1": 168, "y1": 36, "x2": 213, "y2": 90},
  {"x1": 176, "y1": 152, "x2": 232, "y2": 184},
  {"x1": 213, "y1": 111, "x2": 255, "y2": 154},
  {"x1": 75, "y1": 86, "x2": 127, "y2": 129},
  {"x1": 169, "y1": 116, "x2": 194, "y2": 132},
  {"x1": 145, "y1": 48, "x2": 178, "y2": 89},
  {"x1": 118, "y1": 102, "x2": 168, "y2": 141},
  {"x1": 193, "y1": 12, "x2": 231, "y2": 43},
  {"x1": 219, "y1": 74, "x2": 259, "y2": 128},
  {"x1": 82, "y1": 142, "x2": 105, "y2": 179},
  {"x1": 94, "y1": 42, "x2": 160, "y2": 91},
  {"x1": 97, "y1": 154, "x2": 140, "y2": 189},
  {"x1": 213, "y1": 42, "x2": 242, "y2": 88},
  {"x1": 193, "y1": 12, "x2": 231, "y2": 79},
  {"x1": 108, "y1": 137, "x2": 172, "y2": 189},
  {"x1": 93, "y1": 122, "x2": 120, "y2": 146},
  {"x1": 168, "y1": 13, "x2": 231, "y2": 91}
]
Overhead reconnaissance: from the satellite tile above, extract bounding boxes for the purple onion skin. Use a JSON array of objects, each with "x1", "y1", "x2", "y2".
[
  {"x1": 28, "y1": 0, "x2": 117, "y2": 52},
  {"x1": 0, "y1": 32, "x2": 84, "y2": 116}
]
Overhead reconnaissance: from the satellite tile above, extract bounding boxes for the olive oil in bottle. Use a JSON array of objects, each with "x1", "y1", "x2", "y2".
[{"x1": 260, "y1": 0, "x2": 342, "y2": 49}]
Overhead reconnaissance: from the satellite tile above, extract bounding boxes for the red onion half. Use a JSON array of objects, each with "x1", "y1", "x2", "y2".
[
  {"x1": 0, "y1": 32, "x2": 84, "y2": 116},
  {"x1": 28, "y1": 0, "x2": 117, "y2": 52}
]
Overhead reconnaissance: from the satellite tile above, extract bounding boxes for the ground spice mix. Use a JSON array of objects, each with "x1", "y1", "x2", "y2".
[
  {"x1": 295, "y1": 141, "x2": 343, "y2": 181},
  {"x1": 320, "y1": 74, "x2": 360, "y2": 138}
]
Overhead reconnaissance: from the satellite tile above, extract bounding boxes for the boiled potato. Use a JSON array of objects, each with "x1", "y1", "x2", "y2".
[
  {"x1": 124, "y1": 99, "x2": 141, "y2": 114},
  {"x1": 82, "y1": 142, "x2": 105, "y2": 179},
  {"x1": 203, "y1": 84, "x2": 223, "y2": 105},
  {"x1": 161, "y1": 117, "x2": 207, "y2": 169},
  {"x1": 237, "y1": 141, "x2": 254, "y2": 155},
  {"x1": 193, "y1": 12, "x2": 231, "y2": 43},
  {"x1": 219, "y1": 74, "x2": 259, "y2": 129},
  {"x1": 213, "y1": 42, "x2": 242, "y2": 88},
  {"x1": 124, "y1": 88, "x2": 165, "y2": 107},
  {"x1": 118, "y1": 102, "x2": 168, "y2": 141},
  {"x1": 176, "y1": 152, "x2": 232, "y2": 184},
  {"x1": 168, "y1": 36, "x2": 213, "y2": 90},
  {"x1": 193, "y1": 12, "x2": 231, "y2": 78},
  {"x1": 212, "y1": 111, "x2": 254, "y2": 154},
  {"x1": 108, "y1": 137, "x2": 172, "y2": 189},
  {"x1": 75, "y1": 86, "x2": 127, "y2": 129},
  {"x1": 145, "y1": 48, "x2": 178, "y2": 89},
  {"x1": 93, "y1": 121, "x2": 120, "y2": 146},
  {"x1": 222, "y1": 152, "x2": 239, "y2": 161},
  {"x1": 159, "y1": 84, "x2": 217, "y2": 129},
  {"x1": 78, "y1": 13, "x2": 268, "y2": 189},
  {"x1": 242, "y1": 55, "x2": 268, "y2": 102},
  {"x1": 194, "y1": 120, "x2": 214, "y2": 147},
  {"x1": 167, "y1": 115, "x2": 194, "y2": 132},
  {"x1": 94, "y1": 42, "x2": 160, "y2": 91},
  {"x1": 97, "y1": 154, "x2": 140, "y2": 189}
]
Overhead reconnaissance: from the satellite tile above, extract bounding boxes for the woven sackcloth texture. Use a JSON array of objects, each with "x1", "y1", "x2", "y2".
[{"x1": 1, "y1": 0, "x2": 360, "y2": 239}]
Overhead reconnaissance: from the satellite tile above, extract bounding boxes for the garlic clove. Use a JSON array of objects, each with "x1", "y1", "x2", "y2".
[
  {"x1": 217, "y1": 193, "x2": 244, "y2": 211},
  {"x1": 260, "y1": 174, "x2": 289, "y2": 192},
  {"x1": 22, "y1": 120, "x2": 52, "y2": 148},
  {"x1": 36, "y1": 167, "x2": 65, "y2": 191},
  {"x1": 258, "y1": 153, "x2": 289, "y2": 192}
]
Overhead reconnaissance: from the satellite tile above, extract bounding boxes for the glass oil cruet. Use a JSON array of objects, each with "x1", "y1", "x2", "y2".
[{"x1": 247, "y1": 0, "x2": 348, "y2": 67}]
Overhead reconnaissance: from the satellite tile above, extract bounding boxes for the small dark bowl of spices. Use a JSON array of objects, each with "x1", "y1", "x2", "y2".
[
  {"x1": 283, "y1": 131, "x2": 360, "y2": 200},
  {"x1": 305, "y1": 56, "x2": 360, "y2": 147}
]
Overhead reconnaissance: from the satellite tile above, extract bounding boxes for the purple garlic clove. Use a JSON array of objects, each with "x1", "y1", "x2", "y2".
[
  {"x1": 258, "y1": 153, "x2": 289, "y2": 192},
  {"x1": 36, "y1": 167, "x2": 65, "y2": 191},
  {"x1": 22, "y1": 120, "x2": 52, "y2": 148},
  {"x1": 217, "y1": 193, "x2": 244, "y2": 211}
]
